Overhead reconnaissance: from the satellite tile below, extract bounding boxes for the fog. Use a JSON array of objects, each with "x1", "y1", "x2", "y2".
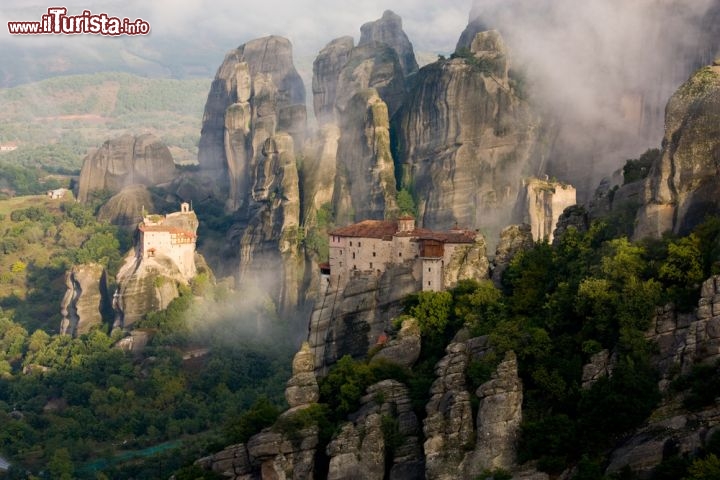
[{"x1": 464, "y1": 0, "x2": 719, "y2": 195}]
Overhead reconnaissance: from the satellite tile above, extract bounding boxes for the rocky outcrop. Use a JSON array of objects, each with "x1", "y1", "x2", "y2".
[
  {"x1": 443, "y1": 236, "x2": 491, "y2": 288},
  {"x1": 327, "y1": 379, "x2": 424, "y2": 480},
  {"x1": 59, "y1": 264, "x2": 109, "y2": 337},
  {"x1": 423, "y1": 337, "x2": 487, "y2": 480},
  {"x1": 309, "y1": 265, "x2": 419, "y2": 375},
  {"x1": 359, "y1": 10, "x2": 419, "y2": 78},
  {"x1": 198, "y1": 425, "x2": 319, "y2": 480},
  {"x1": 333, "y1": 89, "x2": 398, "y2": 224},
  {"x1": 196, "y1": 35, "x2": 306, "y2": 209},
  {"x1": 552, "y1": 205, "x2": 590, "y2": 245},
  {"x1": 394, "y1": 30, "x2": 543, "y2": 240},
  {"x1": 461, "y1": 351, "x2": 523, "y2": 477},
  {"x1": 285, "y1": 342, "x2": 320, "y2": 408},
  {"x1": 371, "y1": 317, "x2": 421, "y2": 368},
  {"x1": 112, "y1": 252, "x2": 182, "y2": 330},
  {"x1": 312, "y1": 37, "x2": 354, "y2": 125},
  {"x1": 517, "y1": 178, "x2": 576, "y2": 243},
  {"x1": 97, "y1": 184, "x2": 155, "y2": 229},
  {"x1": 634, "y1": 64, "x2": 720, "y2": 238},
  {"x1": 76, "y1": 133, "x2": 176, "y2": 203},
  {"x1": 581, "y1": 349, "x2": 615, "y2": 390},
  {"x1": 491, "y1": 224, "x2": 534, "y2": 286}
]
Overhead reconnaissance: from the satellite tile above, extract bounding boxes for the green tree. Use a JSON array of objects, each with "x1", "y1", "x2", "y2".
[
  {"x1": 48, "y1": 447, "x2": 74, "y2": 479},
  {"x1": 685, "y1": 454, "x2": 720, "y2": 480}
]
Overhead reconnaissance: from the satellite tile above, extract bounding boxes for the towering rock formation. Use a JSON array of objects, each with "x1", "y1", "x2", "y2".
[
  {"x1": 359, "y1": 10, "x2": 419, "y2": 79},
  {"x1": 394, "y1": 30, "x2": 543, "y2": 239},
  {"x1": 333, "y1": 89, "x2": 399, "y2": 224},
  {"x1": 76, "y1": 133, "x2": 176, "y2": 203},
  {"x1": 197, "y1": 35, "x2": 306, "y2": 209},
  {"x1": 113, "y1": 204, "x2": 200, "y2": 329},
  {"x1": 196, "y1": 36, "x2": 306, "y2": 316},
  {"x1": 59, "y1": 264, "x2": 109, "y2": 336},
  {"x1": 312, "y1": 37, "x2": 355, "y2": 125},
  {"x1": 634, "y1": 63, "x2": 720, "y2": 238}
]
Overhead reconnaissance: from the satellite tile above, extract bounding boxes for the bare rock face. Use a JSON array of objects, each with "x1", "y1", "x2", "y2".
[
  {"x1": 333, "y1": 89, "x2": 399, "y2": 224},
  {"x1": 552, "y1": 205, "x2": 589, "y2": 245},
  {"x1": 313, "y1": 36, "x2": 355, "y2": 125},
  {"x1": 423, "y1": 338, "x2": 486, "y2": 480},
  {"x1": 228, "y1": 133, "x2": 303, "y2": 317},
  {"x1": 197, "y1": 35, "x2": 306, "y2": 210},
  {"x1": 60, "y1": 264, "x2": 109, "y2": 337},
  {"x1": 359, "y1": 10, "x2": 419, "y2": 78},
  {"x1": 308, "y1": 265, "x2": 419, "y2": 375},
  {"x1": 443, "y1": 235, "x2": 491, "y2": 288},
  {"x1": 199, "y1": 424, "x2": 319, "y2": 479},
  {"x1": 371, "y1": 317, "x2": 421, "y2": 368},
  {"x1": 285, "y1": 342, "x2": 320, "y2": 408},
  {"x1": 635, "y1": 64, "x2": 720, "y2": 238},
  {"x1": 461, "y1": 351, "x2": 523, "y2": 476},
  {"x1": 581, "y1": 349, "x2": 615, "y2": 390},
  {"x1": 76, "y1": 133, "x2": 176, "y2": 203},
  {"x1": 492, "y1": 224, "x2": 534, "y2": 286},
  {"x1": 327, "y1": 379, "x2": 424, "y2": 480},
  {"x1": 517, "y1": 178, "x2": 577, "y2": 243},
  {"x1": 394, "y1": 31, "x2": 543, "y2": 239},
  {"x1": 97, "y1": 184, "x2": 155, "y2": 230}
]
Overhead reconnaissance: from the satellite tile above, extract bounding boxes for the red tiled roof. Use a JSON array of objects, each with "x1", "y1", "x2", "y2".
[
  {"x1": 330, "y1": 220, "x2": 476, "y2": 244},
  {"x1": 330, "y1": 220, "x2": 398, "y2": 239},
  {"x1": 139, "y1": 224, "x2": 197, "y2": 238}
]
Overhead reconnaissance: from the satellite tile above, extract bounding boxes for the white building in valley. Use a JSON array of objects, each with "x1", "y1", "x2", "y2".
[{"x1": 326, "y1": 216, "x2": 477, "y2": 292}]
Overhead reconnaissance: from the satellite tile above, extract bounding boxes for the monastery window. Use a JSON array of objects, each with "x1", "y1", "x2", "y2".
[
  {"x1": 428, "y1": 281, "x2": 431, "y2": 286},
  {"x1": 358, "y1": 242, "x2": 361, "y2": 247},
  {"x1": 370, "y1": 262, "x2": 373, "y2": 269},
  {"x1": 353, "y1": 265, "x2": 357, "y2": 270},
  {"x1": 399, "y1": 252, "x2": 402, "y2": 257},
  {"x1": 340, "y1": 261, "x2": 343, "y2": 267},
  {"x1": 428, "y1": 267, "x2": 431, "y2": 272},
  {"x1": 373, "y1": 252, "x2": 376, "y2": 257},
  {"x1": 350, "y1": 241, "x2": 353, "y2": 246},
  {"x1": 352, "y1": 252, "x2": 356, "y2": 259}
]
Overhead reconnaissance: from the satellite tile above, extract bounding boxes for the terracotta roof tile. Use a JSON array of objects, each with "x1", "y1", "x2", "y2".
[{"x1": 330, "y1": 220, "x2": 476, "y2": 244}]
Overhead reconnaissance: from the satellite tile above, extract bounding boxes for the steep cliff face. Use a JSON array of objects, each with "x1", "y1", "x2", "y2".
[
  {"x1": 228, "y1": 133, "x2": 303, "y2": 316},
  {"x1": 492, "y1": 224, "x2": 534, "y2": 286},
  {"x1": 333, "y1": 89, "x2": 399, "y2": 224},
  {"x1": 59, "y1": 264, "x2": 109, "y2": 337},
  {"x1": 197, "y1": 35, "x2": 306, "y2": 210},
  {"x1": 634, "y1": 63, "x2": 720, "y2": 238},
  {"x1": 76, "y1": 133, "x2": 176, "y2": 203},
  {"x1": 359, "y1": 10, "x2": 419, "y2": 79},
  {"x1": 394, "y1": 31, "x2": 542, "y2": 238},
  {"x1": 312, "y1": 36, "x2": 355, "y2": 125}
]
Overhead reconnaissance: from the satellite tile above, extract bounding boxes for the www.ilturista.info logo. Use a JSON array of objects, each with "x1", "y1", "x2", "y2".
[{"x1": 8, "y1": 7, "x2": 150, "y2": 36}]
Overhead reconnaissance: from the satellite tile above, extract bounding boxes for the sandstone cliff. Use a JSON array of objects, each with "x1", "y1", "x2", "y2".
[
  {"x1": 312, "y1": 37, "x2": 354, "y2": 125},
  {"x1": 634, "y1": 63, "x2": 720, "y2": 238},
  {"x1": 393, "y1": 31, "x2": 543, "y2": 240},
  {"x1": 76, "y1": 133, "x2": 176, "y2": 203},
  {"x1": 196, "y1": 35, "x2": 306, "y2": 210},
  {"x1": 59, "y1": 263, "x2": 109, "y2": 337},
  {"x1": 227, "y1": 133, "x2": 303, "y2": 317},
  {"x1": 333, "y1": 88, "x2": 399, "y2": 224},
  {"x1": 359, "y1": 10, "x2": 419, "y2": 79}
]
